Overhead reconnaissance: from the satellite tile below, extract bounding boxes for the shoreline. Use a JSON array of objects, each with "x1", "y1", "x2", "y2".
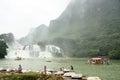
[{"x1": 0, "y1": 67, "x2": 101, "y2": 80}]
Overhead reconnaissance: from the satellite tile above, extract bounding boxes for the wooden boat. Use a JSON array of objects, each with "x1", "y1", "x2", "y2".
[
  {"x1": 88, "y1": 58, "x2": 104, "y2": 64},
  {"x1": 46, "y1": 60, "x2": 52, "y2": 62},
  {"x1": 15, "y1": 57, "x2": 22, "y2": 60}
]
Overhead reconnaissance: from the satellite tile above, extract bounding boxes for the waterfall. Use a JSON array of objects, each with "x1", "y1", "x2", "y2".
[
  {"x1": 6, "y1": 43, "x2": 64, "y2": 58},
  {"x1": 46, "y1": 45, "x2": 61, "y2": 53},
  {"x1": 46, "y1": 45, "x2": 64, "y2": 57}
]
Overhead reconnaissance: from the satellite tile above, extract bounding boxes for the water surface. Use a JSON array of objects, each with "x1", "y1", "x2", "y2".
[
  {"x1": 0, "y1": 58, "x2": 120, "y2": 80},
  {"x1": 0, "y1": 58, "x2": 82, "y2": 72}
]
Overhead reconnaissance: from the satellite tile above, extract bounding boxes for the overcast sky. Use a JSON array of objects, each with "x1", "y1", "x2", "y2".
[{"x1": 0, "y1": 0, "x2": 70, "y2": 39}]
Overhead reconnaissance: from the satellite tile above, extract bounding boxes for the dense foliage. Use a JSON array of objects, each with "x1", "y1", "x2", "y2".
[
  {"x1": 19, "y1": 0, "x2": 120, "y2": 59},
  {"x1": 0, "y1": 33, "x2": 15, "y2": 58},
  {"x1": 0, "y1": 72, "x2": 64, "y2": 80},
  {"x1": 0, "y1": 40, "x2": 8, "y2": 58}
]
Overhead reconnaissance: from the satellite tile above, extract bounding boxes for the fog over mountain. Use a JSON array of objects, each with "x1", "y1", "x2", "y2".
[
  {"x1": 0, "y1": 33, "x2": 15, "y2": 45},
  {"x1": 19, "y1": 0, "x2": 120, "y2": 59}
]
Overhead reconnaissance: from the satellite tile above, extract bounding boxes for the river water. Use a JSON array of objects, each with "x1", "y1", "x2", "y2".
[
  {"x1": 0, "y1": 58, "x2": 84, "y2": 73},
  {"x1": 1, "y1": 58, "x2": 120, "y2": 80}
]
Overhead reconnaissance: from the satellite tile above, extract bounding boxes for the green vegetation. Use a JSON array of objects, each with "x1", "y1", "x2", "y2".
[
  {"x1": 0, "y1": 33, "x2": 15, "y2": 58},
  {"x1": 0, "y1": 40, "x2": 8, "y2": 58},
  {"x1": 108, "y1": 50, "x2": 120, "y2": 59},
  {"x1": 0, "y1": 72, "x2": 64, "y2": 80},
  {"x1": 19, "y1": 0, "x2": 120, "y2": 59}
]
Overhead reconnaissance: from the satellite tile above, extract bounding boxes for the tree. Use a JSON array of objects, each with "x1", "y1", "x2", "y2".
[
  {"x1": 108, "y1": 50, "x2": 120, "y2": 59},
  {"x1": 0, "y1": 40, "x2": 8, "y2": 58}
]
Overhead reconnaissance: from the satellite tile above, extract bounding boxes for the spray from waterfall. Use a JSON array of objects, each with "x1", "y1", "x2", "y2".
[{"x1": 6, "y1": 43, "x2": 64, "y2": 58}]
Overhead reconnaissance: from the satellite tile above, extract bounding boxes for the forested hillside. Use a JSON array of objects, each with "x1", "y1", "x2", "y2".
[{"x1": 19, "y1": 0, "x2": 120, "y2": 59}]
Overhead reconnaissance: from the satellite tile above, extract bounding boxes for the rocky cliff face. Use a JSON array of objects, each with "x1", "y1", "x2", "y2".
[{"x1": 19, "y1": 0, "x2": 120, "y2": 58}]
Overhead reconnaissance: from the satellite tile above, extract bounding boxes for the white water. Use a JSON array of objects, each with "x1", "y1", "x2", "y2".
[
  {"x1": 6, "y1": 42, "x2": 63, "y2": 58},
  {"x1": 46, "y1": 45, "x2": 61, "y2": 53}
]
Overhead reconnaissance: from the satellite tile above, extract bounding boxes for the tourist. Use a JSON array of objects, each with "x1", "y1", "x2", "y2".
[
  {"x1": 18, "y1": 65, "x2": 22, "y2": 73},
  {"x1": 60, "y1": 67, "x2": 64, "y2": 71},
  {"x1": 70, "y1": 65, "x2": 74, "y2": 71}
]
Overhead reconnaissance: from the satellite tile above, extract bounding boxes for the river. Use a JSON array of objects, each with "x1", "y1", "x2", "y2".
[
  {"x1": 0, "y1": 58, "x2": 84, "y2": 73},
  {"x1": 0, "y1": 58, "x2": 120, "y2": 80}
]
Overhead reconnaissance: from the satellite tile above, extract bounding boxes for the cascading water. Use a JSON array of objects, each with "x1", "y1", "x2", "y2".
[
  {"x1": 23, "y1": 44, "x2": 41, "y2": 58},
  {"x1": 6, "y1": 41, "x2": 30, "y2": 58},
  {"x1": 6, "y1": 42, "x2": 63, "y2": 58},
  {"x1": 46, "y1": 45, "x2": 64, "y2": 57}
]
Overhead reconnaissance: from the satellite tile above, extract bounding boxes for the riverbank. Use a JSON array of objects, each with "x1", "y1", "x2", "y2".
[
  {"x1": 0, "y1": 65, "x2": 102, "y2": 80},
  {"x1": 0, "y1": 72, "x2": 64, "y2": 80},
  {"x1": 0, "y1": 70, "x2": 101, "y2": 80}
]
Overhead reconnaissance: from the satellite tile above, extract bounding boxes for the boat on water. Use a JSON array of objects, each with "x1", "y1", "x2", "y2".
[
  {"x1": 15, "y1": 57, "x2": 22, "y2": 60},
  {"x1": 46, "y1": 60, "x2": 52, "y2": 62}
]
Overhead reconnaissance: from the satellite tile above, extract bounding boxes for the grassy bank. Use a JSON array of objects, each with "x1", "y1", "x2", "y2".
[{"x1": 0, "y1": 72, "x2": 64, "y2": 80}]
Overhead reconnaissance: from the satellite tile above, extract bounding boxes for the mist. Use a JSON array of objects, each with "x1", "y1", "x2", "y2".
[
  {"x1": 18, "y1": 0, "x2": 120, "y2": 59},
  {"x1": 0, "y1": 0, "x2": 70, "y2": 39},
  {"x1": 0, "y1": 0, "x2": 120, "y2": 59}
]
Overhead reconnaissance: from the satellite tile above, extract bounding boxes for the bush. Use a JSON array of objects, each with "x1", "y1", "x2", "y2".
[
  {"x1": 0, "y1": 73, "x2": 64, "y2": 80},
  {"x1": 108, "y1": 50, "x2": 120, "y2": 59},
  {"x1": 2, "y1": 73, "x2": 38, "y2": 80},
  {"x1": 0, "y1": 40, "x2": 8, "y2": 58}
]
